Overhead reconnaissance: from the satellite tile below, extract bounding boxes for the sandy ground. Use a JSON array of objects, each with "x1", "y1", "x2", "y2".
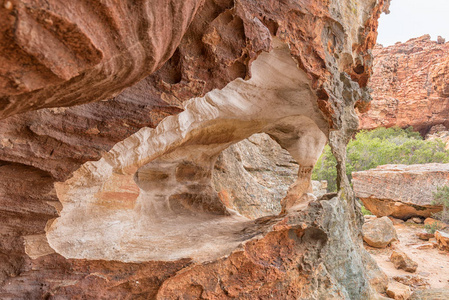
[{"x1": 366, "y1": 222, "x2": 449, "y2": 289}]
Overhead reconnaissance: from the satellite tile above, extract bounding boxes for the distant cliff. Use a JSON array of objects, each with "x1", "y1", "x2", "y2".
[{"x1": 359, "y1": 35, "x2": 449, "y2": 134}]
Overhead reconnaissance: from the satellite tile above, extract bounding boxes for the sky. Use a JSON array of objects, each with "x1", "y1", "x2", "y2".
[{"x1": 377, "y1": 0, "x2": 449, "y2": 46}]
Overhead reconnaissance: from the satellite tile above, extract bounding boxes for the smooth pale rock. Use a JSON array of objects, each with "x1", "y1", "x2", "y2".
[
  {"x1": 410, "y1": 289, "x2": 449, "y2": 300},
  {"x1": 386, "y1": 281, "x2": 412, "y2": 300},
  {"x1": 359, "y1": 35, "x2": 449, "y2": 134},
  {"x1": 353, "y1": 164, "x2": 446, "y2": 219},
  {"x1": 363, "y1": 216, "x2": 399, "y2": 248},
  {"x1": 435, "y1": 230, "x2": 449, "y2": 252},
  {"x1": 390, "y1": 250, "x2": 418, "y2": 273}
]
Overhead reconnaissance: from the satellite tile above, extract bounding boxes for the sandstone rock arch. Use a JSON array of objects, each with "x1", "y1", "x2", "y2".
[{"x1": 46, "y1": 40, "x2": 328, "y2": 262}]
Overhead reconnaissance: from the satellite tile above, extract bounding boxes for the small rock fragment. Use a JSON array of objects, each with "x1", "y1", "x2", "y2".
[
  {"x1": 411, "y1": 217, "x2": 423, "y2": 224},
  {"x1": 390, "y1": 250, "x2": 418, "y2": 273},
  {"x1": 387, "y1": 281, "x2": 412, "y2": 300},
  {"x1": 393, "y1": 275, "x2": 430, "y2": 289},
  {"x1": 416, "y1": 232, "x2": 434, "y2": 241},
  {"x1": 363, "y1": 216, "x2": 399, "y2": 248}
]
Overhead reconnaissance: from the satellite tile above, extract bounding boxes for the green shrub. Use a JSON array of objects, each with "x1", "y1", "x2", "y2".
[
  {"x1": 312, "y1": 127, "x2": 449, "y2": 192},
  {"x1": 432, "y1": 185, "x2": 449, "y2": 223},
  {"x1": 361, "y1": 206, "x2": 373, "y2": 216},
  {"x1": 425, "y1": 221, "x2": 444, "y2": 234}
]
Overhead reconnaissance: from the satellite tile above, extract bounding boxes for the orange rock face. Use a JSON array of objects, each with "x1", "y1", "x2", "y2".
[{"x1": 359, "y1": 35, "x2": 449, "y2": 134}]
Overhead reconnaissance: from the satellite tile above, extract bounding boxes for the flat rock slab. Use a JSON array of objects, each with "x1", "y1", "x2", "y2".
[{"x1": 353, "y1": 164, "x2": 447, "y2": 219}]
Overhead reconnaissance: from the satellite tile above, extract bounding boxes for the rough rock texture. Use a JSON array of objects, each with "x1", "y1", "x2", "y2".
[
  {"x1": 390, "y1": 250, "x2": 418, "y2": 273},
  {"x1": 386, "y1": 281, "x2": 412, "y2": 300},
  {"x1": 362, "y1": 216, "x2": 398, "y2": 248},
  {"x1": 435, "y1": 230, "x2": 449, "y2": 252},
  {"x1": 410, "y1": 289, "x2": 449, "y2": 300},
  {"x1": 212, "y1": 133, "x2": 328, "y2": 219},
  {"x1": 0, "y1": 0, "x2": 204, "y2": 119},
  {"x1": 0, "y1": 0, "x2": 390, "y2": 298},
  {"x1": 353, "y1": 164, "x2": 446, "y2": 219},
  {"x1": 358, "y1": 35, "x2": 449, "y2": 134},
  {"x1": 392, "y1": 275, "x2": 430, "y2": 290},
  {"x1": 212, "y1": 133, "x2": 298, "y2": 219}
]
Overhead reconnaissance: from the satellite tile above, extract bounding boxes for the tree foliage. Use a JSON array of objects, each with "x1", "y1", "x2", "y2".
[{"x1": 312, "y1": 127, "x2": 449, "y2": 192}]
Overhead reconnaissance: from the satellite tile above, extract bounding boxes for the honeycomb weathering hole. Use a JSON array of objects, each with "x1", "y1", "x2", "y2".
[{"x1": 45, "y1": 40, "x2": 328, "y2": 262}]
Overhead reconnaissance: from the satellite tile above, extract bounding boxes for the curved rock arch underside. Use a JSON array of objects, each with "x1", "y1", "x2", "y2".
[{"x1": 0, "y1": 0, "x2": 390, "y2": 299}]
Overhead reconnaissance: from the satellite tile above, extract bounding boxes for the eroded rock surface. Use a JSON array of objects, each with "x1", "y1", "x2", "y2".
[
  {"x1": 359, "y1": 35, "x2": 449, "y2": 134},
  {"x1": 0, "y1": 0, "x2": 390, "y2": 298},
  {"x1": 362, "y1": 216, "x2": 398, "y2": 248},
  {"x1": 353, "y1": 164, "x2": 446, "y2": 219}
]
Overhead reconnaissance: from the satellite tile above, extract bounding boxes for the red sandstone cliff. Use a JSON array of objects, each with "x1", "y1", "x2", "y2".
[{"x1": 359, "y1": 35, "x2": 449, "y2": 134}]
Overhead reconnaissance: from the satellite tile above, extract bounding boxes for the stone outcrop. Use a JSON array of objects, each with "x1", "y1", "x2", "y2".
[
  {"x1": 0, "y1": 0, "x2": 390, "y2": 298},
  {"x1": 353, "y1": 164, "x2": 446, "y2": 219},
  {"x1": 358, "y1": 35, "x2": 449, "y2": 134},
  {"x1": 362, "y1": 216, "x2": 398, "y2": 248}
]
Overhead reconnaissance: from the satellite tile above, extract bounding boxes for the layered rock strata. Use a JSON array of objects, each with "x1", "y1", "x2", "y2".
[
  {"x1": 359, "y1": 35, "x2": 449, "y2": 134},
  {"x1": 353, "y1": 164, "x2": 446, "y2": 219},
  {"x1": 0, "y1": 0, "x2": 390, "y2": 298}
]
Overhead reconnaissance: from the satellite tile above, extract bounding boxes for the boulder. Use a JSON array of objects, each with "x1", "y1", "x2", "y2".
[
  {"x1": 390, "y1": 250, "x2": 418, "y2": 273},
  {"x1": 363, "y1": 216, "x2": 399, "y2": 248},
  {"x1": 386, "y1": 281, "x2": 412, "y2": 300},
  {"x1": 435, "y1": 230, "x2": 449, "y2": 252},
  {"x1": 353, "y1": 164, "x2": 446, "y2": 219}
]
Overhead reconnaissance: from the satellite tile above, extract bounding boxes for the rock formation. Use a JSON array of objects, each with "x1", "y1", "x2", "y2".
[
  {"x1": 353, "y1": 164, "x2": 446, "y2": 219},
  {"x1": 0, "y1": 0, "x2": 390, "y2": 298},
  {"x1": 358, "y1": 35, "x2": 449, "y2": 134}
]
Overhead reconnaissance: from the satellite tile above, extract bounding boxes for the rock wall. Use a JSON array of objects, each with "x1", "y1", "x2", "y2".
[
  {"x1": 359, "y1": 35, "x2": 449, "y2": 134},
  {"x1": 0, "y1": 0, "x2": 390, "y2": 298}
]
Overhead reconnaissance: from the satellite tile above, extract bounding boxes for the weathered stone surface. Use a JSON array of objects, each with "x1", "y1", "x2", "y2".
[
  {"x1": 416, "y1": 232, "x2": 435, "y2": 241},
  {"x1": 410, "y1": 289, "x2": 449, "y2": 300},
  {"x1": 353, "y1": 164, "x2": 446, "y2": 219},
  {"x1": 386, "y1": 281, "x2": 412, "y2": 300},
  {"x1": 435, "y1": 230, "x2": 449, "y2": 252},
  {"x1": 0, "y1": 0, "x2": 204, "y2": 119},
  {"x1": 390, "y1": 250, "x2": 418, "y2": 273},
  {"x1": 393, "y1": 275, "x2": 430, "y2": 290},
  {"x1": 212, "y1": 133, "x2": 331, "y2": 219},
  {"x1": 363, "y1": 216, "x2": 398, "y2": 248},
  {"x1": 359, "y1": 35, "x2": 449, "y2": 134},
  {"x1": 0, "y1": 0, "x2": 391, "y2": 298}
]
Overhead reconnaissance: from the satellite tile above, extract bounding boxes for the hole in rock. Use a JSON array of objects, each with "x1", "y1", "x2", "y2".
[
  {"x1": 212, "y1": 133, "x2": 299, "y2": 219},
  {"x1": 45, "y1": 40, "x2": 329, "y2": 263}
]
